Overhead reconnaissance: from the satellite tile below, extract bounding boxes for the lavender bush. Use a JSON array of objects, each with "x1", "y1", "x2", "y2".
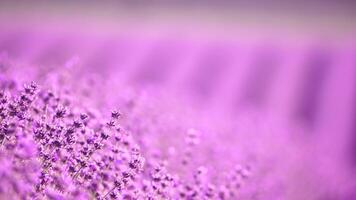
[{"x1": 0, "y1": 60, "x2": 251, "y2": 200}]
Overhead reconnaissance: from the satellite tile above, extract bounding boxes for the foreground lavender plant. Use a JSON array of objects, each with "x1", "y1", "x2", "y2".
[
  {"x1": 0, "y1": 82, "x2": 250, "y2": 199},
  {"x1": 0, "y1": 62, "x2": 251, "y2": 199}
]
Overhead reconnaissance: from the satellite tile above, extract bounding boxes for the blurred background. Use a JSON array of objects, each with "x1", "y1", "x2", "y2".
[{"x1": 1, "y1": 1, "x2": 356, "y2": 199}]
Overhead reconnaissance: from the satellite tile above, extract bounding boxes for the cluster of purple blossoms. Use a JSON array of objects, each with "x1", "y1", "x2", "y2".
[
  {"x1": 0, "y1": 80, "x2": 146, "y2": 199},
  {"x1": 0, "y1": 62, "x2": 251, "y2": 199}
]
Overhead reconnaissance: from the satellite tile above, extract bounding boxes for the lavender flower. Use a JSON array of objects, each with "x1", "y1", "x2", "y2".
[{"x1": 0, "y1": 62, "x2": 252, "y2": 200}]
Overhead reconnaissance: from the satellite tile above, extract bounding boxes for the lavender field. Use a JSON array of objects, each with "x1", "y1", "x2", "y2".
[{"x1": 0, "y1": 1, "x2": 356, "y2": 200}]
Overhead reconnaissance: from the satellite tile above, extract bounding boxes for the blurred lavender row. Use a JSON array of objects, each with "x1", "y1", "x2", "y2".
[{"x1": 1, "y1": 28, "x2": 355, "y2": 129}]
